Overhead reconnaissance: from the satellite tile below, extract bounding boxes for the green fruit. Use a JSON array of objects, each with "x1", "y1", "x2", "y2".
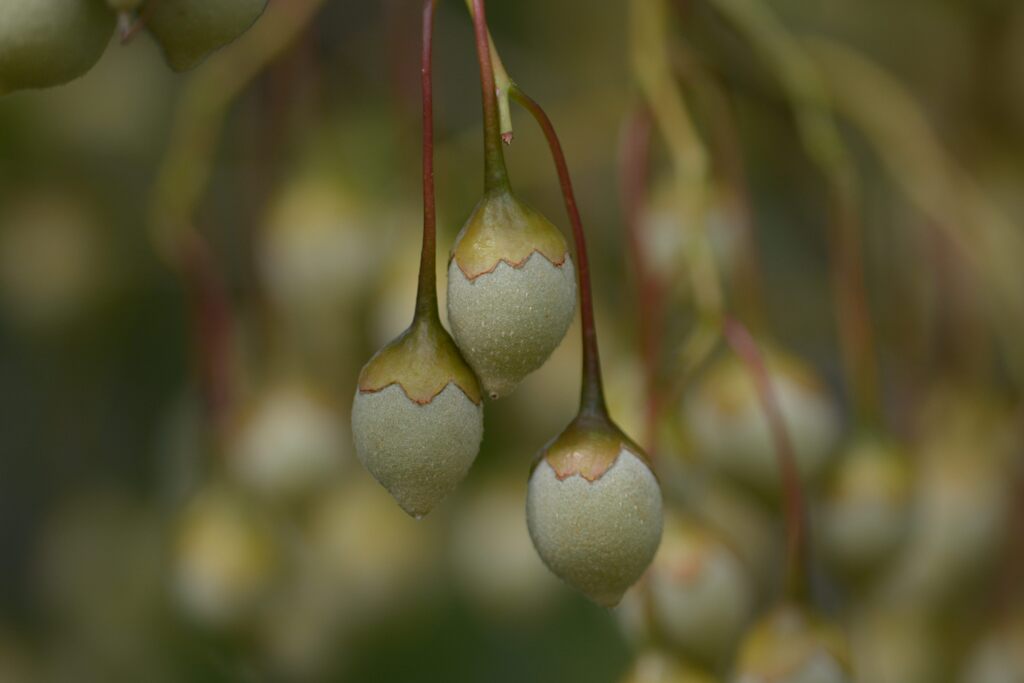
[
  {"x1": 448, "y1": 189, "x2": 576, "y2": 399},
  {"x1": 352, "y1": 318, "x2": 483, "y2": 518},
  {"x1": 173, "y1": 484, "x2": 280, "y2": 627},
  {"x1": 527, "y1": 416, "x2": 662, "y2": 607},
  {"x1": 620, "y1": 514, "x2": 753, "y2": 668},
  {"x1": 621, "y1": 651, "x2": 720, "y2": 683},
  {"x1": 819, "y1": 435, "x2": 912, "y2": 578},
  {"x1": 683, "y1": 349, "x2": 841, "y2": 494},
  {"x1": 732, "y1": 604, "x2": 852, "y2": 683},
  {"x1": 451, "y1": 477, "x2": 560, "y2": 619},
  {"x1": 962, "y1": 617, "x2": 1024, "y2": 683},
  {"x1": 145, "y1": 0, "x2": 268, "y2": 71},
  {"x1": 227, "y1": 380, "x2": 347, "y2": 500},
  {"x1": 0, "y1": 0, "x2": 115, "y2": 94}
]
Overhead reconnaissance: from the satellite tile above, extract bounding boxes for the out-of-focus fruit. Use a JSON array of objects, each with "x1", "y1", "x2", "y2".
[
  {"x1": 304, "y1": 473, "x2": 442, "y2": 620},
  {"x1": 621, "y1": 650, "x2": 720, "y2": 683},
  {"x1": 878, "y1": 391, "x2": 1018, "y2": 606},
  {"x1": 682, "y1": 349, "x2": 841, "y2": 494},
  {"x1": 619, "y1": 513, "x2": 754, "y2": 668},
  {"x1": 847, "y1": 605, "x2": 944, "y2": 683},
  {"x1": 172, "y1": 484, "x2": 281, "y2": 627},
  {"x1": 731, "y1": 603, "x2": 852, "y2": 683},
  {"x1": 451, "y1": 475, "x2": 561, "y2": 619},
  {"x1": 0, "y1": 191, "x2": 107, "y2": 330},
  {"x1": 0, "y1": 0, "x2": 114, "y2": 94},
  {"x1": 145, "y1": 0, "x2": 268, "y2": 71},
  {"x1": 227, "y1": 379, "x2": 347, "y2": 500},
  {"x1": 819, "y1": 435, "x2": 913, "y2": 579},
  {"x1": 961, "y1": 617, "x2": 1024, "y2": 683}
]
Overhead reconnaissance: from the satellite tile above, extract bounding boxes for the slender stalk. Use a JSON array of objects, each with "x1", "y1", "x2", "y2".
[
  {"x1": 619, "y1": 107, "x2": 663, "y2": 453},
  {"x1": 180, "y1": 231, "x2": 234, "y2": 432},
  {"x1": 470, "y1": 0, "x2": 511, "y2": 193},
  {"x1": 509, "y1": 86, "x2": 607, "y2": 419},
  {"x1": 462, "y1": 0, "x2": 515, "y2": 140},
  {"x1": 722, "y1": 316, "x2": 808, "y2": 600},
  {"x1": 413, "y1": 0, "x2": 440, "y2": 325}
]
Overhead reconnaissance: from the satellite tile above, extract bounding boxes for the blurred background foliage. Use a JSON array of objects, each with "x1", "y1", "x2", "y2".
[{"x1": 0, "y1": 0, "x2": 1023, "y2": 681}]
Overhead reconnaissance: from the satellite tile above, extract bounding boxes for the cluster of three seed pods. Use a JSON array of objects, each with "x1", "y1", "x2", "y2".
[{"x1": 351, "y1": 0, "x2": 662, "y2": 609}]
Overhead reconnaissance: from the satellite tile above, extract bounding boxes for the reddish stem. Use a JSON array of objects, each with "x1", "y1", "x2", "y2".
[
  {"x1": 509, "y1": 86, "x2": 608, "y2": 419},
  {"x1": 619, "y1": 107, "x2": 664, "y2": 453},
  {"x1": 828, "y1": 190, "x2": 881, "y2": 428},
  {"x1": 722, "y1": 316, "x2": 808, "y2": 599},
  {"x1": 414, "y1": 0, "x2": 439, "y2": 325},
  {"x1": 179, "y1": 231, "x2": 234, "y2": 433}
]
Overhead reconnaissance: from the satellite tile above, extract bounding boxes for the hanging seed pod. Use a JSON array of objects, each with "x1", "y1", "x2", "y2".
[
  {"x1": 145, "y1": 0, "x2": 268, "y2": 71},
  {"x1": 451, "y1": 0, "x2": 576, "y2": 400},
  {"x1": 352, "y1": 319, "x2": 483, "y2": 518},
  {"x1": 621, "y1": 650, "x2": 720, "y2": 683},
  {"x1": 731, "y1": 603, "x2": 852, "y2": 683},
  {"x1": 0, "y1": 0, "x2": 115, "y2": 95},
  {"x1": 619, "y1": 513, "x2": 754, "y2": 668},
  {"x1": 682, "y1": 349, "x2": 841, "y2": 495},
  {"x1": 447, "y1": 189, "x2": 577, "y2": 399},
  {"x1": 819, "y1": 435, "x2": 912, "y2": 579},
  {"x1": 352, "y1": 0, "x2": 483, "y2": 519},
  {"x1": 527, "y1": 414, "x2": 663, "y2": 607}
]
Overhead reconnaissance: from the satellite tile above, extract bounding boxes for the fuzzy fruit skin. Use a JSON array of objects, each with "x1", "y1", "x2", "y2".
[
  {"x1": 527, "y1": 420, "x2": 662, "y2": 607},
  {"x1": 352, "y1": 383, "x2": 482, "y2": 518},
  {"x1": 145, "y1": 0, "x2": 268, "y2": 71},
  {"x1": 0, "y1": 0, "x2": 114, "y2": 94},
  {"x1": 448, "y1": 191, "x2": 576, "y2": 399},
  {"x1": 732, "y1": 604, "x2": 852, "y2": 683}
]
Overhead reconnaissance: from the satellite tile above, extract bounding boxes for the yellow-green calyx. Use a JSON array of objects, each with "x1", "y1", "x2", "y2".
[
  {"x1": 539, "y1": 413, "x2": 650, "y2": 482},
  {"x1": 828, "y1": 435, "x2": 911, "y2": 503},
  {"x1": 358, "y1": 317, "x2": 482, "y2": 405},
  {"x1": 737, "y1": 603, "x2": 852, "y2": 681},
  {"x1": 451, "y1": 189, "x2": 568, "y2": 281}
]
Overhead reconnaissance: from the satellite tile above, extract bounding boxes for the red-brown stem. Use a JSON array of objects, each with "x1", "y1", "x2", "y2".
[
  {"x1": 510, "y1": 86, "x2": 608, "y2": 419},
  {"x1": 470, "y1": 0, "x2": 511, "y2": 194},
  {"x1": 179, "y1": 230, "x2": 234, "y2": 433},
  {"x1": 722, "y1": 315, "x2": 808, "y2": 600},
  {"x1": 414, "y1": 0, "x2": 440, "y2": 325},
  {"x1": 828, "y1": 189, "x2": 881, "y2": 428},
  {"x1": 619, "y1": 106, "x2": 663, "y2": 453}
]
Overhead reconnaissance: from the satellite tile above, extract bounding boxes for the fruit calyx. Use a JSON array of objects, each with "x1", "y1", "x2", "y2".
[
  {"x1": 538, "y1": 412, "x2": 651, "y2": 482},
  {"x1": 451, "y1": 189, "x2": 569, "y2": 281},
  {"x1": 357, "y1": 317, "x2": 482, "y2": 405}
]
